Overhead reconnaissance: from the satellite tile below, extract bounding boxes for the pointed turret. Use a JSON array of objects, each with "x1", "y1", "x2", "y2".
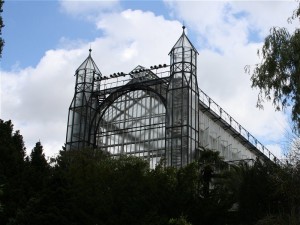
[
  {"x1": 166, "y1": 26, "x2": 200, "y2": 168},
  {"x1": 66, "y1": 49, "x2": 102, "y2": 150},
  {"x1": 169, "y1": 26, "x2": 198, "y2": 55},
  {"x1": 76, "y1": 49, "x2": 102, "y2": 76}
]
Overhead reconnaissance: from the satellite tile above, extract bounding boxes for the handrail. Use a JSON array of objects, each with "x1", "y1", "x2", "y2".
[
  {"x1": 198, "y1": 88, "x2": 280, "y2": 164},
  {"x1": 96, "y1": 66, "x2": 280, "y2": 164}
]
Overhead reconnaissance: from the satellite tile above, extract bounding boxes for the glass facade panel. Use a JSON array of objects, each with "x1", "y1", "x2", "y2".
[{"x1": 95, "y1": 90, "x2": 166, "y2": 167}]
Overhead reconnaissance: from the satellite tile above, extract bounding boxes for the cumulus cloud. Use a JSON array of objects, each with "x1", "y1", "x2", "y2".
[
  {"x1": 265, "y1": 144, "x2": 284, "y2": 160},
  {"x1": 165, "y1": 1, "x2": 249, "y2": 52},
  {"x1": 1, "y1": 49, "x2": 83, "y2": 155},
  {"x1": 230, "y1": 1, "x2": 298, "y2": 36},
  {"x1": 165, "y1": 1, "x2": 298, "y2": 49},
  {"x1": 59, "y1": 0, "x2": 120, "y2": 16}
]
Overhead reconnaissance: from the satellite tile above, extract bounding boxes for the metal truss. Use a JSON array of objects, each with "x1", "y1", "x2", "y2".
[{"x1": 66, "y1": 29, "x2": 279, "y2": 168}]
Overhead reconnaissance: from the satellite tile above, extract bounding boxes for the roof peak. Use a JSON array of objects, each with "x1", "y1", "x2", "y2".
[
  {"x1": 169, "y1": 26, "x2": 198, "y2": 55},
  {"x1": 75, "y1": 49, "x2": 102, "y2": 75}
]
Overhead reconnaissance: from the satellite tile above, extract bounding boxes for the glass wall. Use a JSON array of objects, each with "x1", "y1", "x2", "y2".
[{"x1": 95, "y1": 89, "x2": 166, "y2": 168}]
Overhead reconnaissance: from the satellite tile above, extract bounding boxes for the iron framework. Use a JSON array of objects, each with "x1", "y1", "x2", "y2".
[{"x1": 66, "y1": 28, "x2": 278, "y2": 168}]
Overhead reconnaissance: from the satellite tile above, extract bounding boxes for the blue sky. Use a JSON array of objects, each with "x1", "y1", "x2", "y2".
[
  {"x1": 3, "y1": 0, "x2": 172, "y2": 70},
  {"x1": 1, "y1": 0, "x2": 298, "y2": 158},
  {"x1": 3, "y1": 1, "x2": 99, "y2": 70}
]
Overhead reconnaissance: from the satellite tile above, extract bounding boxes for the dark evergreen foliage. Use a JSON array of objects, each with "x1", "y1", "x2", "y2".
[
  {"x1": 0, "y1": 119, "x2": 26, "y2": 225},
  {"x1": 1, "y1": 119, "x2": 300, "y2": 225},
  {"x1": 0, "y1": 0, "x2": 4, "y2": 58}
]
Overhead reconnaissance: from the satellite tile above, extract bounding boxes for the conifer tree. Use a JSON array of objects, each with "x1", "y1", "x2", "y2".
[
  {"x1": 28, "y1": 141, "x2": 50, "y2": 192},
  {"x1": 0, "y1": 0, "x2": 4, "y2": 58},
  {"x1": 0, "y1": 120, "x2": 26, "y2": 225}
]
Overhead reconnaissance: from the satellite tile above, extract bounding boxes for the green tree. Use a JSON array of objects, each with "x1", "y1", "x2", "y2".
[
  {"x1": 197, "y1": 148, "x2": 226, "y2": 198},
  {"x1": 246, "y1": 2, "x2": 300, "y2": 132},
  {"x1": 26, "y1": 141, "x2": 50, "y2": 194},
  {"x1": 234, "y1": 160, "x2": 289, "y2": 224},
  {"x1": 11, "y1": 147, "x2": 175, "y2": 225},
  {"x1": 0, "y1": 185, "x2": 3, "y2": 213},
  {"x1": 30, "y1": 142, "x2": 48, "y2": 167},
  {"x1": 0, "y1": 119, "x2": 27, "y2": 225},
  {"x1": 274, "y1": 163, "x2": 300, "y2": 223},
  {"x1": 0, "y1": 120, "x2": 26, "y2": 179},
  {"x1": 285, "y1": 131, "x2": 300, "y2": 165},
  {"x1": 12, "y1": 144, "x2": 300, "y2": 225},
  {"x1": 195, "y1": 149, "x2": 234, "y2": 225},
  {"x1": 169, "y1": 215, "x2": 192, "y2": 225},
  {"x1": 0, "y1": 0, "x2": 4, "y2": 57}
]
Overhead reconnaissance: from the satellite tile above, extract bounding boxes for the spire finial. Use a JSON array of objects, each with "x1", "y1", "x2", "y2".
[
  {"x1": 89, "y1": 44, "x2": 92, "y2": 56},
  {"x1": 182, "y1": 21, "x2": 185, "y2": 33}
]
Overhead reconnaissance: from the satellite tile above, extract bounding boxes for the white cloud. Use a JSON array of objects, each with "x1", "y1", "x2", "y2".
[
  {"x1": 165, "y1": 1, "x2": 249, "y2": 51},
  {"x1": 1, "y1": 49, "x2": 83, "y2": 155},
  {"x1": 230, "y1": 1, "x2": 298, "y2": 37},
  {"x1": 165, "y1": 1, "x2": 298, "y2": 50},
  {"x1": 266, "y1": 144, "x2": 284, "y2": 160},
  {"x1": 59, "y1": 0, "x2": 120, "y2": 16}
]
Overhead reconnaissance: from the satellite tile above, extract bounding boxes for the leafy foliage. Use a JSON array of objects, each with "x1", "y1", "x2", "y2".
[
  {"x1": 2, "y1": 120, "x2": 300, "y2": 225},
  {"x1": 0, "y1": 0, "x2": 4, "y2": 58},
  {"x1": 246, "y1": 3, "x2": 300, "y2": 132},
  {"x1": 0, "y1": 120, "x2": 27, "y2": 224},
  {"x1": 169, "y1": 216, "x2": 192, "y2": 225}
]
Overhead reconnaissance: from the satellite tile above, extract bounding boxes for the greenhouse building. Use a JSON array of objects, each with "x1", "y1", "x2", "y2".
[{"x1": 66, "y1": 27, "x2": 277, "y2": 168}]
